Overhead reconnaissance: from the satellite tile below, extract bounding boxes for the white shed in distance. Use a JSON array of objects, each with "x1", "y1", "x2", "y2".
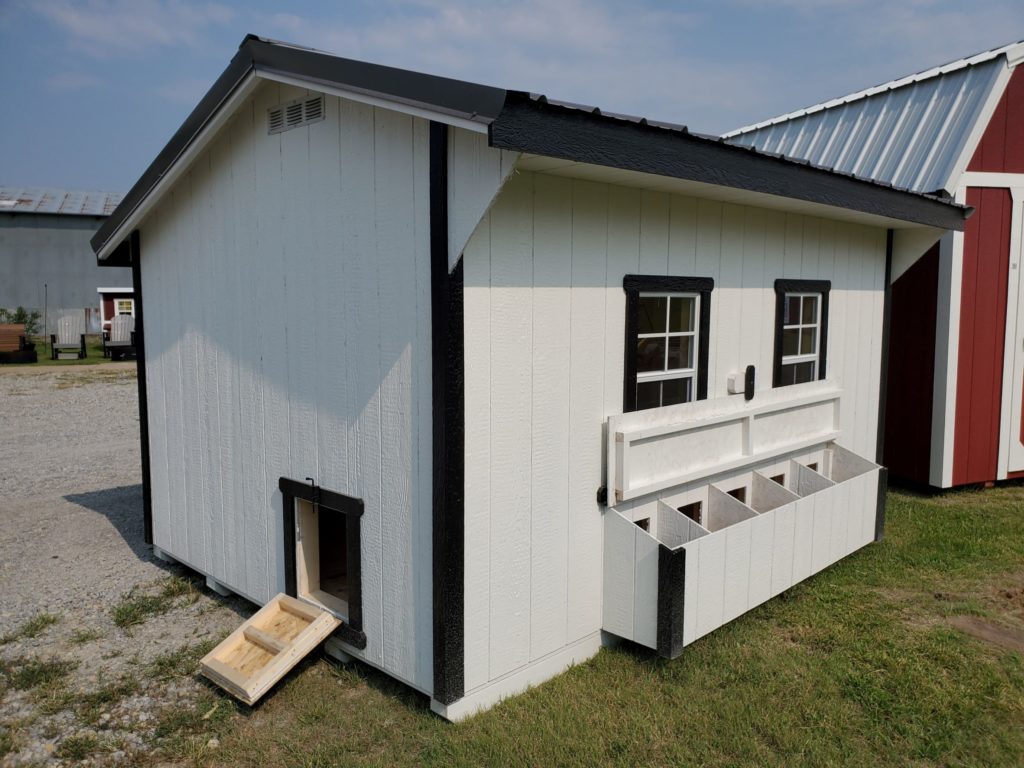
[{"x1": 92, "y1": 35, "x2": 971, "y2": 719}]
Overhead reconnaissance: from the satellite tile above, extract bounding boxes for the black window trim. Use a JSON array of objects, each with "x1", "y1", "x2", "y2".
[
  {"x1": 623, "y1": 275, "x2": 714, "y2": 412},
  {"x1": 280, "y1": 476, "x2": 367, "y2": 649},
  {"x1": 772, "y1": 279, "x2": 831, "y2": 388}
]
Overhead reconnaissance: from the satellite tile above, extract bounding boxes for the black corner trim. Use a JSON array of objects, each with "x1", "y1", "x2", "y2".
[
  {"x1": 100, "y1": 238, "x2": 132, "y2": 268},
  {"x1": 129, "y1": 231, "x2": 153, "y2": 547},
  {"x1": 278, "y1": 476, "x2": 364, "y2": 635},
  {"x1": 656, "y1": 544, "x2": 686, "y2": 659},
  {"x1": 772, "y1": 279, "x2": 831, "y2": 389},
  {"x1": 622, "y1": 275, "x2": 714, "y2": 412},
  {"x1": 877, "y1": 231, "x2": 894, "y2": 465},
  {"x1": 431, "y1": 121, "x2": 466, "y2": 706},
  {"x1": 875, "y1": 467, "x2": 888, "y2": 542}
]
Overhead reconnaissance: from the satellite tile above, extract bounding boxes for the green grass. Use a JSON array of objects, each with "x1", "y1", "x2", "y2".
[
  {"x1": 15, "y1": 334, "x2": 131, "y2": 367},
  {"x1": 5, "y1": 658, "x2": 77, "y2": 692},
  {"x1": 148, "y1": 639, "x2": 218, "y2": 682},
  {"x1": 69, "y1": 628, "x2": 104, "y2": 645},
  {"x1": 0, "y1": 613, "x2": 59, "y2": 645},
  {"x1": 79, "y1": 676, "x2": 142, "y2": 724},
  {"x1": 111, "y1": 574, "x2": 202, "y2": 630},
  {"x1": 189, "y1": 485, "x2": 1024, "y2": 768},
  {"x1": 56, "y1": 733, "x2": 101, "y2": 760},
  {"x1": 0, "y1": 729, "x2": 13, "y2": 759}
]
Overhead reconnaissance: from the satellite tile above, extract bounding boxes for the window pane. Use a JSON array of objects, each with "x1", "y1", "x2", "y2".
[
  {"x1": 791, "y1": 361, "x2": 816, "y2": 384},
  {"x1": 667, "y1": 336, "x2": 693, "y2": 370},
  {"x1": 636, "y1": 338, "x2": 665, "y2": 373},
  {"x1": 782, "y1": 328, "x2": 800, "y2": 356},
  {"x1": 662, "y1": 376, "x2": 693, "y2": 406},
  {"x1": 638, "y1": 296, "x2": 666, "y2": 334},
  {"x1": 636, "y1": 380, "x2": 662, "y2": 410},
  {"x1": 669, "y1": 296, "x2": 694, "y2": 332},
  {"x1": 785, "y1": 295, "x2": 801, "y2": 325},
  {"x1": 802, "y1": 295, "x2": 818, "y2": 324},
  {"x1": 800, "y1": 327, "x2": 816, "y2": 355}
]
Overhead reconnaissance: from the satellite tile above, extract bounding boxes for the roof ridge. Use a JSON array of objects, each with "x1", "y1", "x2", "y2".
[{"x1": 725, "y1": 38, "x2": 1024, "y2": 137}]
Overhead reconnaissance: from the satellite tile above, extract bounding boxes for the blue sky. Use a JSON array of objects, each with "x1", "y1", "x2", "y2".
[{"x1": 1, "y1": 0, "x2": 1021, "y2": 192}]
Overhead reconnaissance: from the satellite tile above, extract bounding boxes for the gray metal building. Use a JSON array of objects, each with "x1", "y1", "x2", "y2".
[{"x1": 0, "y1": 186, "x2": 129, "y2": 333}]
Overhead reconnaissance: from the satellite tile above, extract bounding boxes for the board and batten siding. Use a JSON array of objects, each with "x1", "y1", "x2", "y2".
[
  {"x1": 462, "y1": 169, "x2": 886, "y2": 698},
  {"x1": 139, "y1": 81, "x2": 434, "y2": 694}
]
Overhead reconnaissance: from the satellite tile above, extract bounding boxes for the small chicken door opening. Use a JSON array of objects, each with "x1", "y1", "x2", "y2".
[{"x1": 296, "y1": 499, "x2": 349, "y2": 618}]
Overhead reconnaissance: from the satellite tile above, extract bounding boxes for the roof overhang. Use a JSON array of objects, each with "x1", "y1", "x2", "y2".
[
  {"x1": 92, "y1": 35, "x2": 506, "y2": 260},
  {"x1": 492, "y1": 95, "x2": 971, "y2": 232},
  {"x1": 97, "y1": 287, "x2": 134, "y2": 294},
  {"x1": 93, "y1": 35, "x2": 971, "y2": 262}
]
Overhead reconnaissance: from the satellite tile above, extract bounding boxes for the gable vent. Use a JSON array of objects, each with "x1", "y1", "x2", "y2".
[{"x1": 267, "y1": 95, "x2": 326, "y2": 135}]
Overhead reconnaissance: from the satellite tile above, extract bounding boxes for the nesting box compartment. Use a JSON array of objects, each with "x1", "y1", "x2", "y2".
[{"x1": 603, "y1": 382, "x2": 882, "y2": 658}]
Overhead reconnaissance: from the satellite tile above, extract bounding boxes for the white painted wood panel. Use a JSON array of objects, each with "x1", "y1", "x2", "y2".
[
  {"x1": 633, "y1": 531, "x2": 660, "y2": 649},
  {"x1": 746, "y1": 509, "x2": 775, "y2": 608},
  {"x1": 462, "y1": 166, "x2": 889, "y2": 693},
  {"x1": 769, "y1": 501, "x2": 796, "y2": 596},
  {"x1": 447, "y1": 129, "x2": 518, "y2": 270},
  {"x1": 565, "y1": 180, "x2": 608, "y2": 643},
  {"x1": 487, "y1": 170, "x2": 534, "y2": 679},
  {"x1": 530, "y1": 173, "x2": 573, "y2": 661},
  {"x1": 602, "y1": 511, "x2": 636, "y2": 640},
  {"x1": 139, "y1": 81, "x2": 433, "y2": 693},
  {"x1": 462, "y1": 219, "x2": 492, "y2": 692}
]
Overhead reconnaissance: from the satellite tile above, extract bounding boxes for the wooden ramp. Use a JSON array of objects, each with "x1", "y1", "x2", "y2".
[{"x1": 200, "y1": 593, "x2": 340, "y2": 705}]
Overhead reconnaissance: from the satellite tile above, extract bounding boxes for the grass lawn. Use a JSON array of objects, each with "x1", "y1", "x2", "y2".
[
  {"x1": 11, "y1": 334, "x2": 132, "y2": 367},
  {"x1": 169, "y1": 486, "x2": 1024, "y2": 767}
]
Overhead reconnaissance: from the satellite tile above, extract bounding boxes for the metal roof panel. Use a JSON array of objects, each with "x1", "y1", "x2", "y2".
[{"x1": 0, "y1": 186, "x2": 123, "y2": 216}]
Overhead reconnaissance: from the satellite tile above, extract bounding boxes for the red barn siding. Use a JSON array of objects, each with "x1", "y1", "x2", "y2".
[
  {"x1": 884, "y1": 243, "x2": 939, "y2": 485},
  {"x1": 968, "y1": 66, "x2": 1024, "y2": 173},
  {"x1": 953, "y1": 187, "x2": 1013, "y2": 485}
]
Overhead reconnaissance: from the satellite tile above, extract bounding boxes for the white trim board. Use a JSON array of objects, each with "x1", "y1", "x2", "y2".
[
  {"x1": 961, "y1": 172, "x2": 1024, "y2": 189},
  {"x1": 930, "y1": 214, "x2": 964, "y2": 488},
  {"x1": 255, "y1": 67, "x2": 490, "y2": 135},
  {"x1": 998, "y1": 187, "x2": 1024, "y2": 477},
  {"x1": 943, "y1": 60, "x2": 1014, "y2": 194}
]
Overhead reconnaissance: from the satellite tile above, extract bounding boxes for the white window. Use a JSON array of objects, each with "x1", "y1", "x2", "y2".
[
  {"x1": 635, "y1": 293, "x2": 700, "y2": 409},
  {"x1": 778, "y1": 292, "x2": 821, "y2": 386},
  {"x1": 116, "y1": 299, "x2": 134, "y2": 316}
]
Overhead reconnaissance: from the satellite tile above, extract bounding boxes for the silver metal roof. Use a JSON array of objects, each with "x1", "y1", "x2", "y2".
[
  {"x1": 0, "y1": 186, "x2": 124, "y2": 216},
  {"x1": 725, "y1": 41, "x2": 1024, "y2": 194}
]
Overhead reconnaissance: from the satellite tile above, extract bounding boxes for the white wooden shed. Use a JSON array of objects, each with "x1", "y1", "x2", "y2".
[{"x1": 92, "y1": 35, "x2": 970, "y2": 719}]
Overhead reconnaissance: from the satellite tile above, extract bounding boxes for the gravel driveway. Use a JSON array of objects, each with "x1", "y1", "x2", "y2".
[{"x1": 0, "y1": 366, "x2": 253, "y2": 766}]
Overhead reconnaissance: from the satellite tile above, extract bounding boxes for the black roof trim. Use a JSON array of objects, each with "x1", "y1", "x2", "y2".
[
  {"x1": 489, "y1": 93, "x2": 970, "y2": 232},
  {"x1": 94, "y1": 35, "x2": 970, "y2": 257}
]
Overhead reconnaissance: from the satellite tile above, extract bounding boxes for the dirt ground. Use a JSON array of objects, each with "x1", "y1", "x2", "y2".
[{"x1": 0, "y1": 366, "x2": 253, "y2": 766}]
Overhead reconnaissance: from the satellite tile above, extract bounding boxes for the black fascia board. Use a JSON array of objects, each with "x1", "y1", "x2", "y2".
[
  {"x1": 488, "y1": 93, "x2": 971, "y2": 232},
  {"x1": 247, "y1": 37, "x2": 506, "y2": 125}
]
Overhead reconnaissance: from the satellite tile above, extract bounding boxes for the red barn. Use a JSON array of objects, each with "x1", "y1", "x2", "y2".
[{"x1": 727, "y1": 41, "x2": 1024, "y2": 488}]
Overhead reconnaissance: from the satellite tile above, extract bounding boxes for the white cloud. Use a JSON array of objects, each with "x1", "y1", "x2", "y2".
[{"x1": 32, "y1": 0, "x2": 235, "y2": 57}]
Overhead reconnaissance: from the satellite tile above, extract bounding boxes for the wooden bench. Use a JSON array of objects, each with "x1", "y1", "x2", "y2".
[{"x1": 0, "y1": 323, "x2": 37, "y2": 364}]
